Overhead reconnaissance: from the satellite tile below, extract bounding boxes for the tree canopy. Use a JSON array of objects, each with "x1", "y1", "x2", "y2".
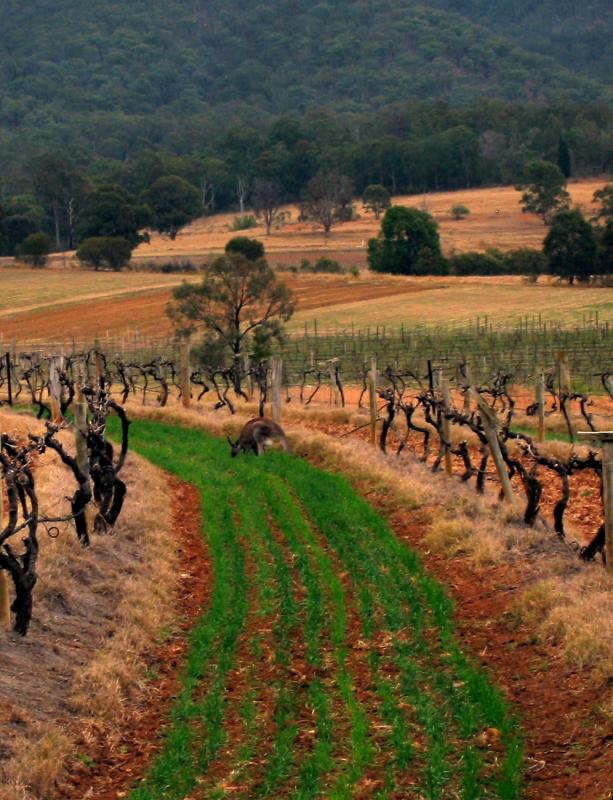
[
  {"x1": 167, "y1": 253, "x2": 295, "y2": 364},
  {"x1": 516, "y1": 160, "x2": 570, "y2": 223},
  {"x1": 368, "y1": 206, "x2": 442, "y2": 275},
  {"x1": 544, "y1": 208, "x2": 597, "y2": 283}
]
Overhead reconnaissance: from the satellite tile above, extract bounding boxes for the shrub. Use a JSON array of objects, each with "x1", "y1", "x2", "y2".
[
  {"x1": 448, "y1": 249, "x2": 507, "y2": 276},
  {"x1": 504, "y1": 248, "x2": 547, "y2": 277},
  {"x1": 349, "y1": 265, "x2": 360, "y2": 277},
  {"x1": 19, "y1": 232, "x2": 52, "y2": 267},
  {"x1": 230, "y1": 214, "x2": 257, "y2": 231},
  {"x1": 159, "y1": 259, "x2": 198, "y2": 273},
  {"x1": 225, "y1": 236, "x2": 265, "y2": 261},
  {"x1": 451, "y1": 204, "x2": 470, "y2": 220},
  {"x1": 297, "y1": 256, "x2": 345, "y2": 274},
  {"x1": 77, "y1": 236, "x2": 132, "y2": 270}
]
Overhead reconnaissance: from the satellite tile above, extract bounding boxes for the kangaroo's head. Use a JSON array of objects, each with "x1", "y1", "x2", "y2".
[{"x1": 227, "y1": 436, "x2": 241, "y2": 457}]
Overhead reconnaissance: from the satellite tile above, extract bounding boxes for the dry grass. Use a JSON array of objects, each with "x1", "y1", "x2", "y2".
[
  {"x1": 511, "y1": 569, "x2": 613, "y2": 674},
  {"x1": 0, "y1": 409, "x2": 178, "y2": 800},
  {"x1": 134, "y1": 178, "x2": 608, "y2": 262},
  {"x1": 0, "y1": 267, "x2": 184, "y2": 316}
]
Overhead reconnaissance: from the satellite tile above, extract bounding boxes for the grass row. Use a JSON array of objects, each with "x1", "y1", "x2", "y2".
[{"x1": 116, "y1": 419, "x2": 523, "y2": 799}]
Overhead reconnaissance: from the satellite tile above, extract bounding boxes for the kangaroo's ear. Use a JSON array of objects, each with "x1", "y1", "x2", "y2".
[{"x1": 227, "y1": 436, "x2": 237, "y2": 447}]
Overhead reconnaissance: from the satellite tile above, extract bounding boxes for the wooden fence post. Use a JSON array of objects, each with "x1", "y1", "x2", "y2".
[
  {"x1": 578, "y1": 431, "x2": 613, "y2": 575},
  {"x1": 557, "y1": 350, "x2": 571, "y2": 398},
  {"x1": 48, "y1": 356, "x2": 63, "y2": 423},
  {"x1": 271, "y1": 356, "x2": 282, "y2": 423},
  {"x1": 462, "y1": 363, "x2": 473, "y2": 412},
  {"x1": 5, "y1": 352, "x2": 12, "y2": 406},
  {"x1": 439, "y1": 372, "x2": 453, "y2": 476},
  {"x1": 0, "y1": 472, "x2": 11, "y2": 631},
  {"x1": 369, "y1": 356, "x2": 378, "y2": 446},
  {"x1": 74, "y1": 377, "x2": 90, "y2": 480},
  {"x1": 475, "y1": 393, "x2": 517, "y2": 507},
  {"x1": 181, "y1": 338, "x2": 191, "y2": 409},
  {"x1": 536, "y1": 369, "x2": 545, "y2": 443}
]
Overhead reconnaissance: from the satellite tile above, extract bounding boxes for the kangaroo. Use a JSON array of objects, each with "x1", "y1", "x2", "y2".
[{"x1": 227, "y1": 417, "x2": 289, "y2": 457}]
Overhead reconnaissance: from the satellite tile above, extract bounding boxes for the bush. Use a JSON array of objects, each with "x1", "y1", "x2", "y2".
[
  {"x1": 504, "y1": 248, "x2": 547, "y2": 277},
  {"x1": 297, "y1": 256, "x2": 345, "y2": 274},
  {"x1": 451, "y1": 204, "x2": 470, "y2": 220},
  {"x1": 159, "y1": 259, "x2": 198, "y2": 273},
  {"x1": 349, "y1": 265, "x2": 360, "y2": 277},
  {"x1": 77, "y1": 236, "x2": 132, "y2": 270},
  {"x1": 19, "y1": 232, "x2": 51, "y2": 267},
  {"x1": 448, "y1": 249, "x2": 507, "y2": 276},
  {"x1": 225, "y1": 236, "x2": 265, "y2": 261},
  {"x1": 230, "y1": 214, "x2": 257, "y2": 231}
]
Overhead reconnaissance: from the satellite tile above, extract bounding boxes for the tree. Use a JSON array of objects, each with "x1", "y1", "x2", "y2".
[
  {"x1": 367, "y1": 206, "x2": 441, "y2": 275},
  {"x1": 141, "y1": 175, "x2": 200, "y2": 239},
  {"x1": 252, "y1": 178, "x2": 283, "y2": 235},
  {"x1": 362, "y1": 185, "x2": 391, "y2": 220},
  {"x1": 302, "y1": 171, "x2": 353, "y2": 237},
  {"x1": 76, "y1": 236, "x2": 133, "y2": 271},
  {"x1": 0, "y1": 214, "x2": 37, "y2": 254},
  {"x1": 516, "y1": 160, "x2": 570, "y2": 223},
  {"x1": 167, "y1": 253, "x2": 295, "y2": 392},
  {"x1": 543, "y1": 209, "x2": 597, "y2": 284},
  {"x1": 77, "y1": 184, "x2": 153, "y2": 246},
  {"x1": 593, "y1": 184, "x2": 613, "y2": 223},
  {"x1": 225, "y1": 236, "x2": 265, "y2": 261},
  {"x1": 557, "y1": 137, "x2": 572, "y2": 178},
  {"x1": 451, "y1": 204, "x2": 470, "y2": 220},
  {"x1": 30, "y1": 153, "x2": 87, "y2": 249},
  {"x1": 19, "y1": 232, "x2": 51, "y2": 267},
  {"x1": 595, "y1": 221, "x2": 613, "y2": 277}
]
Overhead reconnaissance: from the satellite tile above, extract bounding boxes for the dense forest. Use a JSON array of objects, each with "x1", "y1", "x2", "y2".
[{"x1": 0, "y1": 1, "x2": 611, "y2": 254}]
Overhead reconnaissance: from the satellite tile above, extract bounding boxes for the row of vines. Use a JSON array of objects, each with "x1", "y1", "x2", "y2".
[
  {"x1": 0, "y1": 376, "x2": 129, "y2": 636},
  {"x1": 1, "y1": 344, "x2": 611, "y2": 573}
]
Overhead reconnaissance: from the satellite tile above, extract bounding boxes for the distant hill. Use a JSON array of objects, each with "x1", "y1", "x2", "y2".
[
  {"x1": 0, "y1": 1, "x2": 610, "y2": 214},
  {"x1": 430, "y1": 0, "x2": 612, "y2": 83},
  {"x1": 0, "y1": 0, "x2": 609, "y2": 130}
]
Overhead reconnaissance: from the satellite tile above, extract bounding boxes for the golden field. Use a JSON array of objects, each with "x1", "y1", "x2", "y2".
[{"x1": 133, "y1": 178, "x2": 608, "y2": 265}]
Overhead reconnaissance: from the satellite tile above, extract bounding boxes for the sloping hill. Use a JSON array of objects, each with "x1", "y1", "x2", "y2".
[
  {"x1": 430, "y1": 0, "x2": 613, "y2": 83},
  {"x1": 0, "y1": 0, "x2": 608, "y2": 129}
]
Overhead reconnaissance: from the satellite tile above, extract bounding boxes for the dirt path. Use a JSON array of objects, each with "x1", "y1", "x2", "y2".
[{"x1": 58, "y1": 478, "x2": 210, "y2": 800}]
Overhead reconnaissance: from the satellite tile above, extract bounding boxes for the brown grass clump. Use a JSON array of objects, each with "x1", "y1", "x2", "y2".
[
  {"x1": 0, "y1": 719, "x2": 71, "y2": 800},
  {"x1": 0, "y1": 410, "x2": 178, "y2": 800},
  {"x1": 511, "y1": 569, "x2": 613, "y2": 674}
]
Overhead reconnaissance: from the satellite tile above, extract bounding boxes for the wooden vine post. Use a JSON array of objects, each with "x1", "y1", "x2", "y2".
[
  {"x1": 271, "y1": 356, "x2": 282, "y2": 423},
  {"x1": 48, "y1": 356, "x2": 63, "y2": 423},
  {"x1": 180, "y1": 338, "x2": 191, "y2": 409},
  {"x1": 578, "y1": 431, "x2": 613, "y2": 575},
  {"x1": 475, "y1": 392, "x2": 517, "y2": 507},
  {"x1": 439, "y1": 372, "x2": 453, "y2": 476},
  {"x1": 0, "y1": 473, "x2": 11, "y2": 630},
  {"x1": 462, "y1": 362, "x2": 473, "y2": 412},
  {"x1": 536, "y1": 369, "x2": 545, "y2": 444},
  {"x1": 369, "y1": 356, "x2": 378, "y2": 446},
  {"x1": 74, "y1": 376, "x2": 89, "y2": 479},
  {"x1": 557, "y1": 350, "x2": 571, "y2": 398}
]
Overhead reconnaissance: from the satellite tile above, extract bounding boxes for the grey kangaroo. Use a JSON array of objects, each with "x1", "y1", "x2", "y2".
[{"x1": 227, "y1": 417, "x2": 289, "y2": 457}]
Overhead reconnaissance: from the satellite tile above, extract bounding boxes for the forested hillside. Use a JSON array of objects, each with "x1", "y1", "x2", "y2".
[
  {"x1": 0, "y1": 0, "x2": 610, "y2": 254},
  {"x1": 431, "y1": 0, "x2": 612, "y2": 82},
  {"x1": 0, "y1": 0, "x2": 610, "y2": 172}
]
